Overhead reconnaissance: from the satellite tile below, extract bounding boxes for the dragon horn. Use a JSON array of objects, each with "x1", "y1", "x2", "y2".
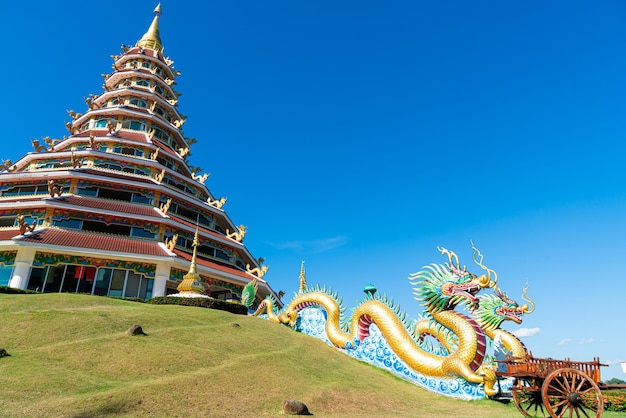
[
  {"x1": 470, "y1": 240, "x2": 497, "y2": 288},
  {"x1": 437, "y1": 246, "x2": 462, "y2": 270},
  {"x1": 520, "y1": 280, "x2": 535, "y2": 314}
]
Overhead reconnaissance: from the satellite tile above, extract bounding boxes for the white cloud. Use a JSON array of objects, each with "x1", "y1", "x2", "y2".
[
  {"x1": 267, "y1": 236, "x2": 348, "y2": 254},
  {"x1": 558, "y1": 338, "x2": 572, "y2": 346},
  {"x1": 578, "y1": 338, "x2": 595, "y2": 345},
  {"x1": 512, "y1": 327, "x2": 541, "y2": 337}
]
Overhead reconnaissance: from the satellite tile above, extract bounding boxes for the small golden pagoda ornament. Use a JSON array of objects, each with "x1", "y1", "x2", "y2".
[{"x1": 175, "y1": 225, "x2": 206, "y2": 295}]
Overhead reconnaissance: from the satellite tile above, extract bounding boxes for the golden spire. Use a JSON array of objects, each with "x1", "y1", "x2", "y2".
[
  {"x1": 298, "y1": 261, "x2": 306, "y2": 293},
  {"x1": 176, "y1": 224, "x2": 205, "y2": 294},
  {"x1": 136, "y1": 3, "x2": 164, "y2": 54}
]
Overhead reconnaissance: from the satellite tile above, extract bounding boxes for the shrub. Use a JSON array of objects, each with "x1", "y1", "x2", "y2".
[
  {"x1": 147, "y1": 296, "x2": 248, "y2": 315},
  {"x1": 0, "y1": 286, "x2": 38, "y2": 295},
  {"x1": 604, "y1": 390, "x2": 626, "y2": 412}
]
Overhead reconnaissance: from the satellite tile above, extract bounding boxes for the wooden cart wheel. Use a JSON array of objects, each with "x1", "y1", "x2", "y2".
[
  {"x1": 541, "y1": 368, "x2": 603, "y2": 418},
  {"x1": 512, "y1": 377, "x2": 550, "y2": 417}
]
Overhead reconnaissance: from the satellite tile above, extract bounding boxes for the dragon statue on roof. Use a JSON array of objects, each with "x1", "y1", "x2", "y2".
[{"x1": 253, "y1": 243, "x2": 533, "y2": 399}]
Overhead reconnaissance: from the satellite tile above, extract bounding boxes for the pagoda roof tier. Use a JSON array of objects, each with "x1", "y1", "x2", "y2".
[
  {"x1": 73, "y1": 129, "x2": 151, "y2": 144},
  {"x1": 0, "y1": 195, "x2": 160, "y2": 221},
  {"x1": 100, "y1": 73, "x2": 178, "y2": 103},
  {"x1": 168, "y1": 214, "x2": 242, "y2": 246},
  {"x1": 91, "y1": 89, "x2": 182, "y2": 120},
  {"x1": 15, "y1": 228, "x2": 172, "y2": 257},
  {"x1": 70, "y1": 131, "x2": 182, "y2": 160},
  {"x1": 71, "y1": 109, "x2": 186, "y2": 144},
  {"x1": 113, "y1": 49, "x2": 178, "y2": 80},
  {"x1": 172, "y1": 249, "x2": 265, "y2": 284},
  {"x1": 48, "y1": 195, "x2": 162, "y2": 218},
  {"x1": 0, "y1": 228, "x2": 21, "y2": 241}
]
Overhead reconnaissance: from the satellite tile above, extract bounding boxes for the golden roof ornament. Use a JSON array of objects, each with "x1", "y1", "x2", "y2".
[
  {"x1": 298, "y1": 261, "x2": 307, "y2": 293},
  {"x1": 176, "y1": 225, "x2": 206, "y2": 295},
  {"x1": 136, "y1": 3, "x2": 164, "y2": 54}
]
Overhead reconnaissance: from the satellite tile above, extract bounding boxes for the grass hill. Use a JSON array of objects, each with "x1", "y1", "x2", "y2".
[{"x1": 0, "y1": 293, "x2": 612, "y2": 417}]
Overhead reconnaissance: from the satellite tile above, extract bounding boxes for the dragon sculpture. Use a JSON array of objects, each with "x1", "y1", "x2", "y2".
[
  {"x1": 253, "y1": 244, "x2": 533, "y2": 399},
  {"x1": 473, "y1": 284, "x2": 533, "y2": 360},
  {"x1": 240, "y1": 279, "x2": 258, "y2": 309}
]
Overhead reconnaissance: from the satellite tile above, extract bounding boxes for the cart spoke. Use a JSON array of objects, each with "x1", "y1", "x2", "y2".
[
  {"x1": 575, "y1": 376, "x2": 587, "y2": 393},
  {"x1": 552, "y1": 377, "x2": 569, "y2": 394},
  {"x1": 577, "y1": 406, "x2": 593, "y2": 418},
  {"x1": 569, "y1": 372, "x2": 577, "y2": 388}
]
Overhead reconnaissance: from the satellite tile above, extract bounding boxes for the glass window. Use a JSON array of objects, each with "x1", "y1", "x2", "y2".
[
  {"x1": 139, "y1": 277, "x2": 154, "y2": 299},
  {"x1": 82, "y1": 220, "x2": 131, "y2": 236},
  {"x1": 42, "y1": 265, "x2": 64, "y2": 293},
  {"x1": 108, "y1": 270, "x2": 127, "y2": 297},
  {"x1": 198, "y1": 213, "x2": 212, "y2": 229},
  {"x1": 100, "y1": 163, "x2": 122, "y2": 171},
  {"x1": 198, "y1": 245, "x2": 215, "y2": 258},
  {"x1": 130, "y1": 227, "x2": 155, "y2": 239},
  {"x1": 74, "y1": 266, "x2": 97, "y2": 294},
  {"x1": 136, "y1": 79, "x2": 150, "y2": 87},
  {"x1": 27, "y1": 267, "x2": 46, "y2": 291},
  {"x1": 124, "y1": 271, "x2": 141, "y2": 298},
  {"x1": 52, "y1": 218, "x2": 83, "y2": 229},
  {"x1": 0, "y1": 216, "x2": 16, "y2": 227},
  {"x1": 216, "y1": 249, "x2": 231, "y2": 261},
  {"x1": 95, "y1": 119, "x2": 110, "y2": 128},
  {"x1": 76, "y1": 186, "x2": 98, "y2": 196},
  {"x1": 98, "y1": 188, "x2": 131, "y2": 201},
  {"x1": 0, "y1": 264, "x2": 13, "y2": 287},
  {"x1": 130, "y1": 98, "x2": 147, "y2": 108},
  {"x1": 93, "y1": 268, "x2": 112, "y2": 296},
  {"x1": 132, "y1": 193, "x2": 152, "y2": 205},
  {"x1": 121, "y1": 119, "x2": 145, "y2": 131},
  {"x1": 61, "y1": 265, "x2": 79, "y2": 293}
]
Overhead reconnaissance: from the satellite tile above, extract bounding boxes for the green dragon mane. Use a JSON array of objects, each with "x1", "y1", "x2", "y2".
[
  {"x1": 475, "y1": 291, "x2": 524, "y2": 331},
  {"x1": 409, "y1": 263, "x2": 477, "y2": 314},
  {"x1": 240, "y1": 279, "x2": 258, "y2": 308}
]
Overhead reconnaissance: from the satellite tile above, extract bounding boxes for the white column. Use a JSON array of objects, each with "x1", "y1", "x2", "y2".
[
  {"x1": 9, "y1": 247, "x2": 36, "y2": 290},
  {"x1": 152, "y1": 262, "x2": 170, "y2": 297}
]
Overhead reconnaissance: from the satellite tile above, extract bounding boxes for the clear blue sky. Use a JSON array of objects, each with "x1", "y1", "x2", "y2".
[{"x1": 3, "y1": 1, "x2": 626, "y2": 380}]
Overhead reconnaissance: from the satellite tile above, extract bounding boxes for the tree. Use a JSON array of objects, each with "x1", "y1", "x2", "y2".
[{"x1": 605, "y1": 377, "x2": 626, "y2": 385}]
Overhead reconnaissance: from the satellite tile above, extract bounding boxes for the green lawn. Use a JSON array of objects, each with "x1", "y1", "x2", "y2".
[{"x1": 0, "y1": 293, "x2": 621, "y2": 417}]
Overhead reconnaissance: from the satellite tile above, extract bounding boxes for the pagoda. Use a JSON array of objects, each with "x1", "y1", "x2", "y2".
[{"x1": 0, "y1": 5, "x2": 278, "y2": 306}]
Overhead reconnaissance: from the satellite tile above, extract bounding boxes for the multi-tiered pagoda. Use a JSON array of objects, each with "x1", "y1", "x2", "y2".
[{"x1": 0, "y1": 5, "x2": 278, "y2": 306}]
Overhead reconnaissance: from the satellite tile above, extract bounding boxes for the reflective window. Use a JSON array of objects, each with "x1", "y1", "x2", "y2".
[{"x1": 0, "y1": 264, "x2": 13, "y2": 287}]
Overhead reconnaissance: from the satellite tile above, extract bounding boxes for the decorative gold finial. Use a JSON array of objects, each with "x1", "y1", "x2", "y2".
[
  {"x1": 298, "y1": 261, "x2": 307, "y2": 293},
  {"x1": 176, "y1": 224, "x2": 205, "y2": 294},
  {"x1": 136, "y1": 3, "x2": 164, "y2": 54}
]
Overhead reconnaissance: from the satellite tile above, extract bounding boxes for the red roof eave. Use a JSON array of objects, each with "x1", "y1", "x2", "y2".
[{"x1": 172, "y1": 249, "x2": 265, "y2": 283}]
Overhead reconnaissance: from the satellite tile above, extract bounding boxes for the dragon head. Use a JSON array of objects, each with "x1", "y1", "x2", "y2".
[
  {"x1": 240, "y1": 279, "x2": 258, "y2": 309},
  {"x1": 475, "y1": 283, "x2": 535, "y2": 331},
  {"x1": 411, "y1": 244, "x2": 496, "y2": 314}
]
